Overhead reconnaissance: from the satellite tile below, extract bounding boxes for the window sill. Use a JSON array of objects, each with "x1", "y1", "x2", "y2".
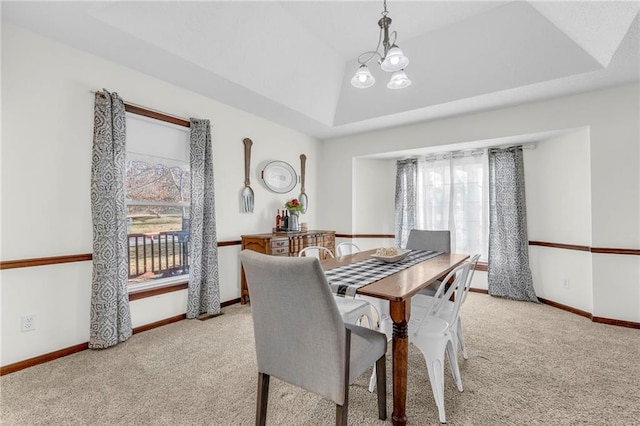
[{"x1": 129, "y1": 280, "x2": 188, "y2": 301}]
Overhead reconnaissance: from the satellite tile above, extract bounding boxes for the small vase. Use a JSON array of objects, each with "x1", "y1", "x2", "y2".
[{"x1": 288, "y1": 210, "x2": 300, "y2": 232}]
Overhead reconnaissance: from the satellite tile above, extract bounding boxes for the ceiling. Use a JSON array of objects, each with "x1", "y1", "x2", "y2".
[{"x1": 3, "y1": 1, "x2": 639, "y2": 140}]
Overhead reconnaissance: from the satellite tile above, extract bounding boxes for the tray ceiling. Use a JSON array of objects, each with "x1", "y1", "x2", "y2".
[{"x1": 2, "y1": 1, "x2": 639, "y2": 139}]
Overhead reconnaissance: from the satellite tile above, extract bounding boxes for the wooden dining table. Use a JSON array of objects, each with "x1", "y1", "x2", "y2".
[{"x1": 322, "y1": 249, "x2": 469, "y2": 426}]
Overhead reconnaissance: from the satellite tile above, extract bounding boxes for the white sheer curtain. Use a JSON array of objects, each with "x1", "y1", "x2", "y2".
[{"x1": 416, "y1": 153, "x2": 489, "y2": 260}]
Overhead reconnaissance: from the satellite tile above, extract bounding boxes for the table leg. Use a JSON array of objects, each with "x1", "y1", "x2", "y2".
[
  {"x1": 240, "y1": 266, "x2": 249, "y2": 305},
  {"x1": 390, "y1": 300, "x2": 410, "y2": 426}
]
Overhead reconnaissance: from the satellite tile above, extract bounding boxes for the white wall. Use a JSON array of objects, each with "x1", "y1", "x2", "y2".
[
  {"x1": 332, "y1": 158, "x2": 398, "y2": 255},
  {"x1": 524, "y1": 128, "x2": 593, "y2": 312},
  {"x1": 0, "y1": 24, "x2": 320, "y2": 366},
  {"x1": 524, "y1": 129, "x2": 592, "y2": 245},
  {"x1": 318, "y1": 84, "x2": 640, "y2": 323},
  {"x1": 353, "y1": 158, "x2": 396, "y2": 236}
]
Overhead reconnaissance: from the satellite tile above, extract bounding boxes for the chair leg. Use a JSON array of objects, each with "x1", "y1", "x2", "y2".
[
  {"x1": 364, "y1": 308, "x2": 383, "y2": 393},
  {"x1": 375, "y1": 355, "x2": 387, "y2": 420},
  {"x1": 336, "y1": 403, "x2": 348, "y2": 426},
  {"x1": 337, "y1": 328, "x2": 351, "y2": 426},
  {"x1": 368, "y1": 364, "x2": 377, "y2": 393},
  {"x1": 457, "y1": 320, "x2": 468, "y2": 360},
  {"x1": 446, "y1": 331, "x2": 459, "y2": 380},
  {"x1": 446, "y1": 340, "x2": 463, "y2": 392},
  {"x1": 425, "y1": 357, "x2": 446, "y2": 424},
  {"x1": 256, "y1": 372, "x2": 270, "y2": 426}
]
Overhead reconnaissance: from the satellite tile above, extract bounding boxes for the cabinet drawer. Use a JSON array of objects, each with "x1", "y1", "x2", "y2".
[
  {"x1": 270, "y1": 246, "x2": 290, "y2": 256},
  {"x1": 271, "y1": 239, "x2": 289, "y2": 249}
]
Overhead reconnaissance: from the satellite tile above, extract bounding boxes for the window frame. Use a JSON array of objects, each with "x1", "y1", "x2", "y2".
[{"x1": 123, "y1": 104, "x2": 192, "y2": 292}]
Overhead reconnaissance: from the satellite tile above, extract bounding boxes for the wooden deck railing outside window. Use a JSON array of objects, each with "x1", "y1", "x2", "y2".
[{"x1": 128, "y1": 232, "x2": 189, "y2": 281}]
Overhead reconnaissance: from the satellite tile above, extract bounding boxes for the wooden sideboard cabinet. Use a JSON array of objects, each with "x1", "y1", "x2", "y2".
[{"x1": 240, "y1": 230, "x2": 336, "y2": 304}]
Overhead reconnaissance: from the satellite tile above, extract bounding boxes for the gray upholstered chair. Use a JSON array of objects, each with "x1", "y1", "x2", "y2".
[
  {"x1": 405, "y1": 229, "x2": 451, "y2": 297},
  {"x1": 405, "y1": 229, "x2": 451, "y2": 252},
  {"x1": 240, "y1": 250, "x2": 387, "y2": 426}
]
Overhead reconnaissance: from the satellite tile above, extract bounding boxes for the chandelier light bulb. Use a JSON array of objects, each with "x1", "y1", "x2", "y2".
[
  {"x1": 387, "y1": 69, "x2": 411, "y2": 89},
  {"x1": 351, "y1": 65, "x2": 375, "y2": 89},
  {"x1": 381, "y1": 45, "x2": 409, "y2": 72}
]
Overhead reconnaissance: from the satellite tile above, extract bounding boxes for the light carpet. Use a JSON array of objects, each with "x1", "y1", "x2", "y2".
[{"x1": 1, "y1": 293, "x2": 639, "y2": 425}]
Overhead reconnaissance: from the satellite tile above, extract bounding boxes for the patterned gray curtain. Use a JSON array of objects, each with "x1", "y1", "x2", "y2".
[
  {"x1": 186, "y1": 118, "x2": 221, "y2": 318},
  {"x1": 488, "y1": 147, "x2": 538, "y2": 302},
  {"x1": 90, "y1": 90, "x2": 132, "y2": 348},
  {"x1": 395, "y1": 159, "x2": 417, "y2": 248}
]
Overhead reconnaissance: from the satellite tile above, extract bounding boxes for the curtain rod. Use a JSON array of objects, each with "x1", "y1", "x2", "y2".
[
  {"x1": 92, "y1": 91, "x2": 191, "y2": 127},
  {"x1": 418, "y1": 142, "x2": 536, "y2": 162},
  {"x1": 488, "y1": 143, "x2": 536, "y2": 153}
]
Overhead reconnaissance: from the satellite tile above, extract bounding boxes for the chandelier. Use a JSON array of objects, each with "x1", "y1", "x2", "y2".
[{"x1": 351, "y1": 0, "x2": 411, "y2": 90}]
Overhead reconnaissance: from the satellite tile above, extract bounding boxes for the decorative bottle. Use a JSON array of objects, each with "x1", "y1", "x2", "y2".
[
  {"x1": 276, "y1": 210, "x2": 281, "y2": 231},
  {"x1": 283, "y1": 210, "x2": 289, "y2": 231}
]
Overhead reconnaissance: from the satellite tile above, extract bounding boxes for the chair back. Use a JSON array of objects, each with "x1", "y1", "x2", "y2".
[
  {"x1": 298, "y1": 246, "x2": 335, "y2": 259},
  {"x1": 240, "y1": 250, "x2": 348, "y2": 405},
  {"x1": 414, "y1": 261, "x2": 472, "y2": 334},
  {"x1": 445, "y1": 261, "x2": 474, "y2": 326},
  {"x1": 405, "y1": 230, "x2": 451, "y2": 252},
  {"x1": 336, "y1": 242, "x2": 361, "y2": 257},
  {"x1": 460, "y1": 254, "x2": 481, "y2": 305}
]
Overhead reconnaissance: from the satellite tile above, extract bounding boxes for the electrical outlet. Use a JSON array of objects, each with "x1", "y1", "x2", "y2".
[
  {"x1": 21, "y1": 315, "x2": 36, "y2": 332},
  {"x1": 562, "y1": 279, "x2": 570, "y2": 289}
]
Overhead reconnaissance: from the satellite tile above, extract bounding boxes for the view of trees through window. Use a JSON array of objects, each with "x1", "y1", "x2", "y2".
[
  {"x1": 126, "y1": 159, "x2": 190, "y2": 234},
  {"x1": 126, "y1": 158, "x2": 191, "y2": 285},
  {"x1": 125, "y1": 113, "x2": 191, "y2": 287}
]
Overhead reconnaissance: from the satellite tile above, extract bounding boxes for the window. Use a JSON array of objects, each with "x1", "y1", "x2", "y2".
[
  {"x1": 416, "y1": 152, "x2": 489, "y2": 260},
  {"x1": 125, "y1": 113, "x2": 191, "y2": 289}
]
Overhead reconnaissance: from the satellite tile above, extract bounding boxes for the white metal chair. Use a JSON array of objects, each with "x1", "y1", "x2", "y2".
[
  {"x1": 299, "y1": 245, "x2": 335, "y2": 260},
  {"x1": 240, "y1": 250, "x2": 387, "y2": 425},
  {"x1": 412, "y1": 254, "x2": 480, "y2": 360},
  {"x1": 336, "y1": 242, "x2": 361, "y2": 257},
  {"x1": 298, "y1": 247, "x2": 375, "y2": 329},
  {"x1": 408, "y1": 260, "x2": 473, "y2": 424}
]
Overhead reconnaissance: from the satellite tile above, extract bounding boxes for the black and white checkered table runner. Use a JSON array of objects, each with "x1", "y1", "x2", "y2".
[{"x1": 326, "y1": 250, "x2": 442, "y2": 297}]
